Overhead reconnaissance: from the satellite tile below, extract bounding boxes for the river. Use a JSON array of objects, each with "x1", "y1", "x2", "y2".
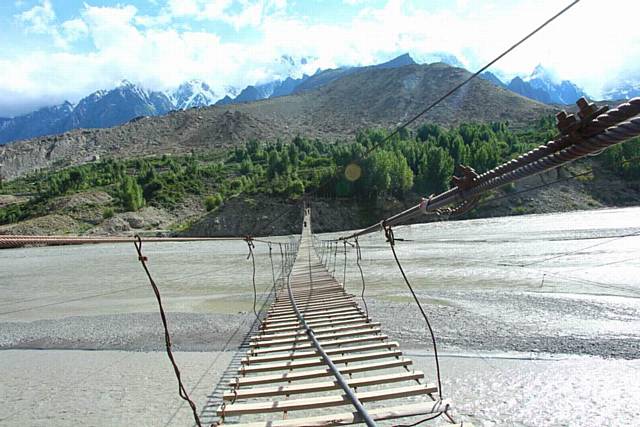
[{"x1": 1, "y1": 207, "x2": 639, "y2": 425}]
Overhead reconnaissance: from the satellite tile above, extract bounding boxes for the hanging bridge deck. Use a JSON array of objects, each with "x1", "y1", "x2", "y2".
[{"x1": 216, "y1": 210, "x2": 462, "y2": 426}]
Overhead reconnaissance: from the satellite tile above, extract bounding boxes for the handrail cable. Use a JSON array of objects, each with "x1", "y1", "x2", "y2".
[
  {"x1": 133, "y1": 236, "x2": 202, "y2": 427},
  {"x1": 384, "y1": 226, "x2": 443, "y2": 400}
]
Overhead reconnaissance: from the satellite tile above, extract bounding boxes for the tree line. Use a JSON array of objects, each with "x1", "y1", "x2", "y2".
[{"x1": 1, "y1": 118, "x2": 638, "y2": 226}]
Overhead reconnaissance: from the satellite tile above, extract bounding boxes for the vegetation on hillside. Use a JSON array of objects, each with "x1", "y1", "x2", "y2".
[{"x1": 1, "y1": 118, "x2": 639, "y2": 227}]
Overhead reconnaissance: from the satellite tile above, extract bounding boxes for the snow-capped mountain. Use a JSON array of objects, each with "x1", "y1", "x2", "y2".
[
  {"x1": 219, "y1": 53, "x2": 418, "y2": 105},
  {"x1": 0, "y1": 81, "x2": 174, "y2": 145},
  {"x1": 507, "y1": 65, "x2": 586, "y2": 105},
  {"x1": 602, "y1": 80, "x2": 640, "y2": 100},
  {"x1": 171, "y1": 80, "x2": 220, "y2": 110}
]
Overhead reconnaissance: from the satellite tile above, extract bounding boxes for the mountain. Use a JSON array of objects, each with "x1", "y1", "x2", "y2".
[
  {"x1": 507, "y1": 65, "x2": 586, "y2": 105},
  {"x1": 414, "y1": 52, "x2": 464, "y2": 68},
  {"x1": 171, "y1": 80, "x2": 220, "y2": 109},
  {"x1": 216, "y1": 75, "x2": 311, "y2": 105},
  {"x1": 0, "y1": 102, "x2": 74, "y2": 144},
  {"x1": 480, "y1": 71, "x2": 506, "y2": 88},
  {"x1": 0, "y1": 81, "x2": 174, "y2": 145},
  {"x1": 602, "y1": 80, "x2": 640, "y2": 100},
  {"x1": 68, "y1": 80, "x2": 173, "y2": 130},
  {"x1": 219, "y1": 53, "x2": 419, "y2": 106},
  {"x1": 293, "y1": 53, "x2": 418, "y2": 94},
  {"x1": 1, "y1": 62, "x2": 553, "y2": 180}
]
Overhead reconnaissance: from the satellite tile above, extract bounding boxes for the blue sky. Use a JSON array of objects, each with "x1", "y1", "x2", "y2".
[{"x1": 1, "y1": 0, "x2": 639, "y2": 117}]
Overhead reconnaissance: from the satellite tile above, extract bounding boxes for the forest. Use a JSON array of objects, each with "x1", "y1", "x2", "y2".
[{"x1": 1, "y1": 118, "x2": 639, "y2": 226}]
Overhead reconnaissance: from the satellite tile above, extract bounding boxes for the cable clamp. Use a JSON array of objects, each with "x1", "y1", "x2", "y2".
[{"x1": 419, "y1": 194, "x2": 434, "y2": 215}]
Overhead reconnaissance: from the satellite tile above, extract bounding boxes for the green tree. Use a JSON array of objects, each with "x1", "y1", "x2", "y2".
[{"x1": 120, "y1": 175, "x2": 144, "y2": 211}]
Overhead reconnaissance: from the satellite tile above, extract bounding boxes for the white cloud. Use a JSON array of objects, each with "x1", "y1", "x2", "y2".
[
  {"x1": 60, "y1": 18, "x2": 89, "y2": 42},
  {"x1": 164, "y1": 0, "x2": 286, "y2": 29},
  {"x1": 15, "y1": 0, "x2": 56, "y2": 34},
  {"x1": 2, "y1": 0, "x2": 640, "y2": 117}
]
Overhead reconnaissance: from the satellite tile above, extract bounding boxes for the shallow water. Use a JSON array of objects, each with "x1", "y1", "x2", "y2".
[{"x1": 1, "y1": 207, "x2": 640, "y2": 425}]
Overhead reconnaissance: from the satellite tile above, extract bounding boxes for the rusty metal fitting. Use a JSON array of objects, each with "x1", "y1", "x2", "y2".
[{"x1": 452, "y1": 165, "x2": 479, "y2": 190}]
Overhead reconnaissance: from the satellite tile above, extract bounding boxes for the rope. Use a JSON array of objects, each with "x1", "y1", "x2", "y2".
[
  {"x1": 133, "y1": 236, "x2": 202, "y2": 427},
  {"x1": 517, "y1": 229, "x2": 640, "y2": 267},
  {"x1": 354, "y1": 237, "x2": 369, "y2": 320},
  {"x1": 343, "y1": 241, "x2": 348, "y2": 289},
  {"x1": 332, "y1": 241, "x2": 338, "y2": 276},
  {"x1": 383, "y1": 226, "x2": 443, "y2": 400},
  {"x1": 279, "y1": 243, "x2": 285, "y2": 288},
  {"x1": 245, "y1": 237, "x2": 260, "y2": 324},
  {"x1": 268, "y1": 242, "x2": 276, "y2": 288},
  {"x1": 393, "y1": 412, "x2": 444, "y2": 427}
]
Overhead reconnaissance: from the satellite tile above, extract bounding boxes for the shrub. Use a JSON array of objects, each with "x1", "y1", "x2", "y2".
[
  {"x1": 205, "y1": 194, "x2": 223, "y2": 211},
  {"x1": 102, "y1": 207, "x2": 115, "y2": 219}
]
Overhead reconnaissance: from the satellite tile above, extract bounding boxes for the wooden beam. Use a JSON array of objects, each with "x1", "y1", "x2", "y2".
[
  {"x1": 229, "y1": 358, "x2": 412, "y2": 386},
  {"x1": 238, "y1": 350, "x2": 402, "y2": 374},
  {"x1": 258, "y1": 316, "x2": 369, "y2": 334},
  {"x1": 223, "y1": 371, "x2": 428, "y2": 400},
  {"x1": 251, "y1": 323, "x2": 380, "y2": 342},
  {"x1": 250, "y1": 327, "x2": 383, "y2": 348},
  {"x1": 249, "y1": 334, "x2": 390, "y2": 355},
  {"x1": 226, "y1": 400, "x2": 452, "y2": 426},
  {"x1": 217, "y1": 385, "x2": 434, "y2": 416},
  {"x1": 242, "y1": 341, "x2": 398, "y2": 365}
]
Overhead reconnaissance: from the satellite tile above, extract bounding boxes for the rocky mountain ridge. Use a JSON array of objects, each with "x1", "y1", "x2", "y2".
[
  {"x1": 0, "y1": 62, "x2": 553, "y2": 180},
  {"x1": 1, "y1": 55, "x2": 628, "y2": 146}
]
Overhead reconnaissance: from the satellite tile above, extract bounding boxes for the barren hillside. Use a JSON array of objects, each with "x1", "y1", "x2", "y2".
[{"x1": 0, "y1": 63, "x2": 553, "y2": 179}]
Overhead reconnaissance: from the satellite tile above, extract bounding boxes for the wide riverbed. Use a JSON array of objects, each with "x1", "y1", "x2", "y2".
[{"x1": 1, "y1": 207, "x2": 639, "y2": 425}]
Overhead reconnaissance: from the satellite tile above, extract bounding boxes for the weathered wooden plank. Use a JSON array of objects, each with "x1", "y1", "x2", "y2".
[
  {"x1": 217, "y1": 384, "x2": 434, "y2": 416},
  {"x1": 264, "y1": 306, "x2": 363, "y2": 322},
  {"x1": 258, "y1": 316, "x2": 369, "y2": 334},
  {"x1": 270, "y1": 294, "x2": 354, "y2": 312},
  {"x1": 243, "y1": 341, "x2": 398, "y2": 364},
  {"x1": 250, "y1": 327, "x2": 383, "y2": 348},
  {"x1": 251, "y1": 322, "x2": 380, "y2": 342},
  {"x1": 267, "y1": 300, "x2": 356, "y2": 316},
  {"x1": 226, "y1": 400, "x2": 452, "y2": 426},
  {"x1": 229, "y1": 358, "x2": 412, "y2": 386},
  {"x1": 249, "y1": 334, "x2": 390, "y2": 355},
  {"x1": 223, "y1": 371, "x2": 428, "y2": 400},
  {"x1": 238, "y1": 350, "x2": 402, "y2": 374}
]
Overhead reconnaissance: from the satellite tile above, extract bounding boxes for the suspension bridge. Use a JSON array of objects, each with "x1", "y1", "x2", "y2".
[
  {"x1": 2, "y1": 0, "x2": 640, "y2": 420},
  {"x1": 213, "y1": 209, "x2": 456, "y2": 426}
]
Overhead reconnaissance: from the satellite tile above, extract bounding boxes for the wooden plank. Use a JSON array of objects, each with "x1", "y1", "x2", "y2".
[
  {"x1": 268, "y1": 300, "x2": 356, "y2": 316},
  {"x1": 227, "y1": 400, "x2": 451, "y2": 427},
  {"x1": 229, "y1": 358, "x2": 412, "y2": 386},
  {"x1": 270, "y1": 295, "x2": 354, "y2": 310},
  {"x1": 223, "y1": 371, "x2": 428, "y2": 400},
  {"x1": 251, "y1": 322, "x2": 380, "y2": 342},
  {"x1": 279, "y1": 289, "x2": 346, "y2": 300},
  {"x1": 239, "y1": 350, "x2": 402, "y2": 374},
  {"x1": 243, "y1": 341, "x2": 399, "y2": 364},
  {"x1": 249, "y1": 334, "x2": 390, "y2": 355},
  {"x1": 264, "y1": 306, "x2": 363, "y2": 322},
  {"x1": 217, "y1": 384, "x2": 433, "y2": 416},
  {"x1": 258, "y1": 316, "x2": 369, "y2": 334},
  {"x1": 250, "y1": 327, "x2": 383, "y2": 348}
]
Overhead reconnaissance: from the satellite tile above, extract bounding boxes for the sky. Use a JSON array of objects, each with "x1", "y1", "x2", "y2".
[{"x1": 1, "y1": 0, "x2": 639, "y2": 117}]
